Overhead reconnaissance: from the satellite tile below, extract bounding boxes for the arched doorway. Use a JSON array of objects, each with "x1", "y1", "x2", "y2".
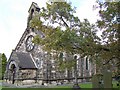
[{"x1": 10, "y1": 64, "x2": 16, "y2": 84}]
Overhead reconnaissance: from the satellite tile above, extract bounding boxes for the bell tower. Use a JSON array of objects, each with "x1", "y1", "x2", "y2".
[{"x1": 27, "y1": 2, "x2": 40, "y2": 27}]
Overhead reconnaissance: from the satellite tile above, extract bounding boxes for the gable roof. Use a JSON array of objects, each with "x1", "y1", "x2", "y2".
[
  {"x1": 16, "y1": 52, "x2": 37, "y2": 69},
  {"x1": 8, "y1": 51, "x2": 37, "y2": 69}
]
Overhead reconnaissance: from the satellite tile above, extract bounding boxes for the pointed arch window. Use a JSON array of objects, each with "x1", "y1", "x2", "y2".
[{"x1": 86, "y1": 57, "x2": 89, "y2": 70}]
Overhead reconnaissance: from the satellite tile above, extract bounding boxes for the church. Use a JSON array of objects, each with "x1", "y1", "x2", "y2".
[{"x1": 4, "y1": 2, "x2": 96, "y2": 85}]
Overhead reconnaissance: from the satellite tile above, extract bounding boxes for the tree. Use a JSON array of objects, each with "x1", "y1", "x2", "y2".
[
  {"x1": 31, "y1": 1, "x2": 100, "y2": 83},
  {"x1": 31, "y1": 2, "x2": 99, "y2": 55},
  {"x1": 94, "y1": 1, "x2": 120, "y2": 75},
  {"x1": 1, "y1": 53, "x2": 7, "y2": 79}
]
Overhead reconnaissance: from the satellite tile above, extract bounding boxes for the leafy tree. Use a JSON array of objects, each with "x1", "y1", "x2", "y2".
[
  {"x1": 31, "y1": 2, "x2": 79, "y2": 71},
  {"x1": 31, "y1": 1, "x2": 100, "y2": 76},
  {"x1": 94, "y1": 1, "x2": 120, "y2": 75},
  {"x1": 1, "y1": 53, "x2": 7, "y2": 79},
  {"x1": 31, "y1": 2, "x2": 99, "y2": 55}
]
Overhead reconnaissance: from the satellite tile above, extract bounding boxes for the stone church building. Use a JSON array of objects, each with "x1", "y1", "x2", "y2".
[{"x1": 4, "y1": 2, "x2": 96, "y2": 85}]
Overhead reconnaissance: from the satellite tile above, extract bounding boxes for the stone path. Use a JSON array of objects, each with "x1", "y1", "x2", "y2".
[{"x1": 1, "y1": 81, "x2": 91, "y2": 88}]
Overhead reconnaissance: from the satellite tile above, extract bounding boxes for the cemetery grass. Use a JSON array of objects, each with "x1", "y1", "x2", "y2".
[
  {"x1": 54, "y1": 83, "x2": 92, "y2": 88},
  {"x1": 112, "y1": 80, "x2": 120, "y2": 88},
  {"x1": 1, "y1": 81, "x2": 120, "y2": 89},
  {"x1": 55, "y1": 82, "x2": 119, "y2": 88}
]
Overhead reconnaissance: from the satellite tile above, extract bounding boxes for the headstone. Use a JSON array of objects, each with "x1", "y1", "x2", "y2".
[{"x1": 103, "y1": 70, "x2": 112, "y2": 88}]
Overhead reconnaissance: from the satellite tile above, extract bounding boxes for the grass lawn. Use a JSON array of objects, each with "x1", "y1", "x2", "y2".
[
  {"x1": 1, "y1": 81, "x2": 120, "y2": 90},
  {"x1": 54, "y1": 81, "x2": 119, "y2": 88},
  {"x1": 79, "y1": 83, "x2": 92, "y2": 88},
  {"x1": 41, "y1": 81, "x2": 119, "y2": 89}
]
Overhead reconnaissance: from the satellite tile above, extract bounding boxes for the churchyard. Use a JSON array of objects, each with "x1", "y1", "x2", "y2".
[
  {"x1": 1, "y1": 75, "x2": 120, "y2": 89},
  {"x1": 1, "y1": 70, "x2": 120, "y2": 89}
]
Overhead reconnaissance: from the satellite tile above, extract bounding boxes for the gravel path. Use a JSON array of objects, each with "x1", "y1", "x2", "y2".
[
  {"x1": 1, "y1": 81, "x2": 92, "y2": 88},
  {"x1": 1, "y1": 81, "x2": 54, "y2": 88},
  {"x1": 2, "y1": 82, "x2": 18, "y2": 88}
]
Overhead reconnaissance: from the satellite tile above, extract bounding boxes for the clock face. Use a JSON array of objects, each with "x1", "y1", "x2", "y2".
[{"x1": 25, "y1": 35, "x2": 35, "y2": 52}]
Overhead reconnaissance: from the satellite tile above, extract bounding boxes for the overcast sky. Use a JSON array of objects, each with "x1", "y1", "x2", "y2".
[{"x1": 0, "y1": 0, "x2": 99, "y2": 59}]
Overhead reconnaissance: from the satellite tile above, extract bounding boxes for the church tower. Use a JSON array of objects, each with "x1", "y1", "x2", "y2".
[{"x1": 27, "y1": 2, "x2": 40, "y2": 27}]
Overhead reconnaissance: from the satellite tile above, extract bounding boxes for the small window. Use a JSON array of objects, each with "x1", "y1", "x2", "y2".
[
  {"x1": 74, "y1": 55, "x2": 77, "y2": 59},
  {"x1": 26, "y1": 29, "x2": 30, "y2": 33},
  {"x1": 32, "y1": 28, "x2": 34, "y2": 32},
  {"x1": 31, "y1": 9, "x2": 34, "y2": 15},
  {"x1": 59, "y1": 53, "x2": 63, "y2": 59}
]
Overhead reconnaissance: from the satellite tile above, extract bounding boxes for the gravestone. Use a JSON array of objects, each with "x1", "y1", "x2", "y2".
[{"x1": 103, "y1": 70, "x2": 112, "y2": 88}]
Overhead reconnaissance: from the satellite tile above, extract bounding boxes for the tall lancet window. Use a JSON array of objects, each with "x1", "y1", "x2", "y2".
[{"x1": 86, "y1": 56, "x2": 89, "y2": 70}]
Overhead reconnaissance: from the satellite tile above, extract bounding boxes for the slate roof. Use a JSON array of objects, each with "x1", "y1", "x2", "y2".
[
  {"x1": 8, "y1": 51, "x2": 37, "y2": 69},
  {"x1": 16, "y1": 52, "x2": 37, "y2": 69}
]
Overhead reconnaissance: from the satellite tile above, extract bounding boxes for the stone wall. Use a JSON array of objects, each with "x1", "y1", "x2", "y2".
[{"x1": 18, "y1": 69, "x2": 36, "y2": 79}]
